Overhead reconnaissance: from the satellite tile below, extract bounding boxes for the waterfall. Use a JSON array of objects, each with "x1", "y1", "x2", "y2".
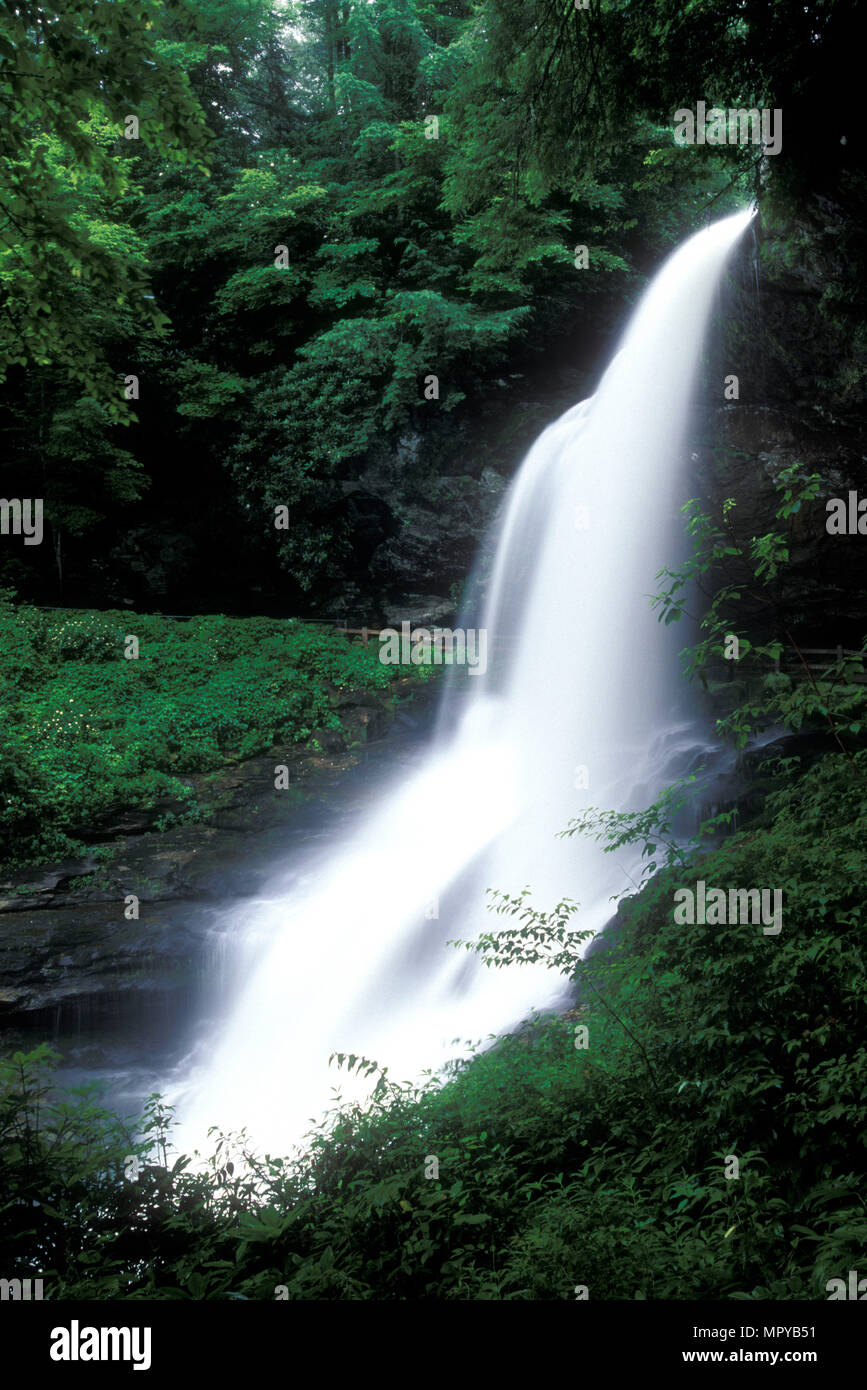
[{"x1": 176, "y1": 208, "x2": 753, "y2": 1157}]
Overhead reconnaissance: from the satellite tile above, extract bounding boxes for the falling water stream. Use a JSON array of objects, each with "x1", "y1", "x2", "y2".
[{"x1": 176, "y1": 208, "x2": 754, "y2": 1157}]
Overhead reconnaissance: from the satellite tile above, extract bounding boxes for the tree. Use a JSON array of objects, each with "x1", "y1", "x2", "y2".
[{"x1": 0, "y1": 0, "x2": 210, "y2": 400}]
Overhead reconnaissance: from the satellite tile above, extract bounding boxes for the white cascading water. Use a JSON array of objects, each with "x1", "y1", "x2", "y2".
[{"x1": 176, "y1": 208, "x2": 753, "y2": 1157}]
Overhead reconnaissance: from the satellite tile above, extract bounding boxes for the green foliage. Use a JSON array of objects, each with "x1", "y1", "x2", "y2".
[
  {"x1": 652, "y1": 466, "x2": 867, "y2": 752},
  {"x1": 0, "y1": 600, "x2": 399, "y2": 874},
  {"x1": 0, "y1": 0, "x2": 210, "y2": 401},
  {"x1": 2, "y1": 742, "x2": 865, "y2": 1299},
  {"x1": 2, "y1": 0, "x2": 863, "y2": 606},
  {"x1": 563, "y1": 776, "x2": 703, "y2": 896}
]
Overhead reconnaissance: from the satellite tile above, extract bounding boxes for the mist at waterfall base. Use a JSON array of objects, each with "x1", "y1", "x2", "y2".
[{"x1": 175, "y1": 209, "x2": 754, "y2": 1158}]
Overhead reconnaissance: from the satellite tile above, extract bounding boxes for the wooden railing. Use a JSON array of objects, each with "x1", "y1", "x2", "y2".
[
  {"x1": 334, "y1": 625, "x2": 521, "y2": 649},
  {"x1": 704, "y1": 647, "x2": 867, "y2": 683}
]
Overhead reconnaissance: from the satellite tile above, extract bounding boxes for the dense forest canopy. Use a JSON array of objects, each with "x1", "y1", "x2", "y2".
[{"x1": 1, "y1": 0, "x2": 864, "y2": 611}]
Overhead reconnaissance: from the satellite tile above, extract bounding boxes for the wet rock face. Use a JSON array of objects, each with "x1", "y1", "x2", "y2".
[
  {"x1": 326, "y1": 466, "x2": 508, "y2": 621},
  {"x1": 0, "y1": 754, "x2": 322, "y2": 1023},
  {"x1": 0, "y1": 899, "x2": 206, "y2": 1023},
  {"x1": 730, "y1": 194, "x2": 867, "y2": 421},
  {"x1": 338, "y1": 487, "x2": 400, "y2": 573},
  {"x1": 0, "y1": 712, "x2": 386, "y2": 1023},
  {"x1": 331, "y1": 688, "x2": 394, "y2": 743},
  {"x1": 712, "y1": 402, "x2": 867, "y2": 639},
  {"x1": 366, "y1": 470, "x2": 507, "y2": 605},
  {"x1": 0, "y1": 682, "x2": 439, "y2": 1026},
  {"x1": 708, "y1": 199, "x2": 867, "y2": 647},
  {"x1": 380, "y1": 597, "x2": 457, "y2": 630},
  {"x1": 369, "y1": 507, "x2": 477, "y2": 596}
]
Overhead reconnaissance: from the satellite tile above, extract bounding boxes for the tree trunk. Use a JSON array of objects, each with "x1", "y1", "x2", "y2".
[
  {"x1": 325, "y1": 0, "x2": 338, "y2": 111},
  {"x1": 52, "y1": 525, "x2": 63, "y2": 599}
]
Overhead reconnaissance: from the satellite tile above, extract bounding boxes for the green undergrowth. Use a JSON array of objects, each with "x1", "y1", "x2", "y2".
[
  {"x1": 0, "y1": 596, "x2": 403, "y2": 875},
  {"x1": 1, "y1": 746, "x2": 864, "y2": 1299}
]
